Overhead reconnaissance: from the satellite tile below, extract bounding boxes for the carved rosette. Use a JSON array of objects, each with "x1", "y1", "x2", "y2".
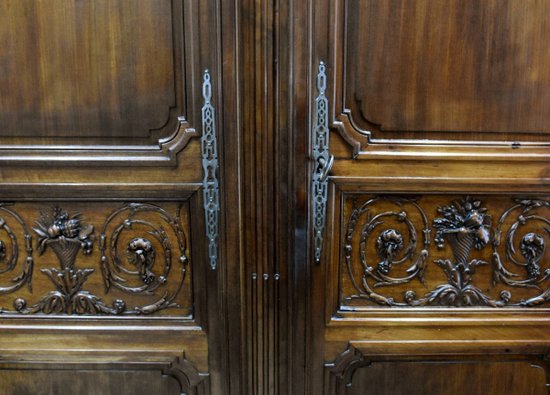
[
  {"x1": 345, "y1": 196, "x2": 430, "y2": 306},
  {"x1": 99, "y1": 203, "x2": 188, "y2": 314}
]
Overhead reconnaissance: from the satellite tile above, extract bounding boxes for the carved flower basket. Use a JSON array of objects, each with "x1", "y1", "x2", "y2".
[
  {"x1": 446, "y1": 231, "x2": 474, "y2": 266},
  {"x1": 46, "y1": 237, "x2": 83, "y2": 270}
]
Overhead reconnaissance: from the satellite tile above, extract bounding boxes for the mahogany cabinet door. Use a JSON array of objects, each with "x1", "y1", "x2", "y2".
[
  {"x1": 0, "y1": 1, "x2": 242, "y2": 394},
  {"x1": 298, "y1": 1, "x2": 550, "y2": 393}
]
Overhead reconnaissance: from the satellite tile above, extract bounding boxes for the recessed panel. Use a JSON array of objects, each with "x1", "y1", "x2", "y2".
[
  {"x1": 0, "y1": 369, "x2": 180, "y2": 395},
  {"x1": 344, "y1": 0, "x2": 550, "y2": 139},
  {"x1": 346, "y1": 361, "x2": 546, "y2": 395},
  {"x1": 0, "y1": 0, "x2": 175, "y2": 139}
]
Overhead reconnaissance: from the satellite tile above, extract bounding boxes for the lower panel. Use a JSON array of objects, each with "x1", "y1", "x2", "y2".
[
  {"x1": 0, "y1": 369, "x2": 180, "y2": 395},
  {"x1": 341, "y1": 359, "x2": 547, "y2": 395},
  {"x1": 0, "y1": 201, "x2": 193, "y2": 316},
  {"x1": 0, "y1": 198, "x2": 210, "y2": 393}
]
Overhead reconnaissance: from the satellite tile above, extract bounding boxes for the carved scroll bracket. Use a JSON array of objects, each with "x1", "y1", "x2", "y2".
[
  {"x1": 312, "y1": 61, "x2": 334, "y2": 264},
  {"x1": 201, "y1": 70, "x2": 220, "y2": 270}
]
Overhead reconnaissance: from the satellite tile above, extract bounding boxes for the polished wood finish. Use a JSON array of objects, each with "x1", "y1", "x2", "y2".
[
  {"x1": 0, "y1": 0, "x2": 240, "y2": 394},
  {"x1": 0, "y1": 1, "x2": 175, "y2": 138},
  {"x1": 0, "y1": 369, "x2": 182, "y2": 395},
  {"x1": 2, "y1": 0, "x2": 550, "y2": 393},
  {"x1": 345, "y1": 0, "x2": 550, "y2": 139},
  {"x1": 346, "y1": 360, "x2": 547, "y2": 395}
]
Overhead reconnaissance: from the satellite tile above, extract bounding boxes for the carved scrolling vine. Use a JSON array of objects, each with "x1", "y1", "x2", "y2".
[
  {"x1": 345, "y1": 196, "x2": 550, "y2": 307},
  {"x1": 0, "y1": 204, "x2": 189, "y2": 316},
  {"x1": 99, "y1": 203, "x2": 189, "y2": 314},
  {"x1": 0, "y1": 204, "x2": 34, "y2": 295}
]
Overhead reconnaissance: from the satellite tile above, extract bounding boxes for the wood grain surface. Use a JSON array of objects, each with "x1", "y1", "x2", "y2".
[
  {"x1": 345, "y1": 0, "x2": 550, "y2": 137},
  {"x1": 0, "y1": 0, "x2": 174, "y2": 138}
]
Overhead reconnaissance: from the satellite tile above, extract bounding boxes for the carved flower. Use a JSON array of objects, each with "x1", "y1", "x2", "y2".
[
  {"x1": 376, "y1": 229, "x2": 404, "y2": 260},
  {"x1": 404, "y1": 290, "x2": 416, "y2": 305},
  {"x1": 499, "y1": 290, "x2": 512, "y2": 303},
  {"x1": 376, "y1": 229, "x2": 404, "y2": 275},
  {"x1": 127, "y1": 238, "x2": 156, "y2": 284},
  {"x1": 520, "y1": 233, "x2": 545, "y2": 278}
]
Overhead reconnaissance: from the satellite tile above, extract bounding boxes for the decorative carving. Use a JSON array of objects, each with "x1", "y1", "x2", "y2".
[
  {"x1": 521, "y1": 233, "x2": 544, "y2": 278},
  {"x1": 492, "y1": 199, "x2": 550, "y2": 306},
  {"x1": 5, "y1": 203, "x2": 188, "y2": 316},
  {"x1": 34, "y1": 207, "x2": 94, "y2": 267},
  {"x1": 376, "y1": 229, "x2": 404, "y2": 275},
  {"x1": 311, "y1": 61, "x2": 334, "y2": 264},
  {"x1": 99, "y1": 203, "x2": 188, "y2": 314},
  {"x1": 345, "y1": 197, "x2": 429, "y2": 306},
  {"x1": 325, "y1": 344, "x2": 370, "y2": 387},
  {"x1": 161, "y1": 354, "x2": 210, "y2": 393},
  {"x1": 418, "y1": 197, "x2": 499, "y2": 306},
  {"x1": 13, "y1": 207, "x2": 121, "y2": 314},
  {"x1": 201, "y1": 69, "x2": 220, "y2": 270},
  {"x1": 127, "y1": 238, "x2": 156, "y2": 285},
  {"x1": 0, "y1": 204, "x2": 34, "y2": 294},
  {"x1": 344, "y1": 196, "x2": 550, "y2": 308}
]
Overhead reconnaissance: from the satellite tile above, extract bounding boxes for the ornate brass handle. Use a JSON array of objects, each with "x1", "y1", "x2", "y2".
[{"x1": 312, "y1": 61, "x2": 332, "y2": 264}]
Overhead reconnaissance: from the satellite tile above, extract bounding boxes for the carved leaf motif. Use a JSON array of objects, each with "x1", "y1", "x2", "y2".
[{"x1": 344, "y1": 196, "x2": 550, "y2": 308}]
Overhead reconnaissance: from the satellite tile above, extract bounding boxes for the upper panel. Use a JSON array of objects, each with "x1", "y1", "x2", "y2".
[
  {"x1": 1, "y1": 1, "x2": 174, "y2": 139},
  {"x1": 0, "y1": 0, "x2": 206, "y2": 166},
  {"x1": 345, "y1": 0, "x2": 550, "y2": 137},
  {"x1": 322, "y1": 0, "x2": 550, "y2": 156}
]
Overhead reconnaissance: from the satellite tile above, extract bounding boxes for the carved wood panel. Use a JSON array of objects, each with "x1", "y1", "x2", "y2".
[
  {"x1": 0, "y1": 369, "x2": 182, "y2": 395},
  {"x1": 0, "y1": 202, "x2": 192, "y2": 317},
  {"x1": 0, "y1": 1, "x2": 174, "y2": 139},
  {"x1": 339, "y1": 194, "x2": 550, "y2": 310},
  {"x1": 0, "y1": 0, "x2": 235, "y2": 392}
]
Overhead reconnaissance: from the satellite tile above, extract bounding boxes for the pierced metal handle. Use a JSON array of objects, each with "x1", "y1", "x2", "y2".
[
  {"x1": 201, "y1": 70, "x2": 220, "y2": 270},
  {"x1": 312, "y1": 61, "x2": 332, "y2": 264}
]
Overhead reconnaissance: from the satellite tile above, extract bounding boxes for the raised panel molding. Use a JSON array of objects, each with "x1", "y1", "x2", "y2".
[
  {"x1": 0, "y1": 352, "x2": 209, "y2": 395},
  {"x1": 0, "y1": 0, "x2": 209, "y2": 166},
  {"x1": 324, "y1": 344, "x2": 550, "y2": 395},
  {"x1": 0, "y1": 354, "x2": 210, "y2": 395},
  {"x1": 318, "y1": 0, "x2": 550, "y2": 158}
]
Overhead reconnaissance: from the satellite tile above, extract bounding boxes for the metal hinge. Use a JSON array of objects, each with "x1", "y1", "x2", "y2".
[
  {"x1": 201, "y1": 70, "x2": 220, "y2": 270},
  {"x1": 311, "y1": 61, "x2": 334, "y2": 264}
]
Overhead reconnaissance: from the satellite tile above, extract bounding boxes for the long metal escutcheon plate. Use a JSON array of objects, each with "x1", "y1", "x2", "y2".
[
  {"x1": 312, "y1": 62, "x2": 334, "y2": 264},
  {"x1": 201, "y1": 70, "x2": 220, "y2": 270}
]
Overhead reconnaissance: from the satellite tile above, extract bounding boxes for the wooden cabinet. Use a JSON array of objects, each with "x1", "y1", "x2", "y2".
[{"x1": 1, "y1": 1, "x2": 549, "y2": 394}]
